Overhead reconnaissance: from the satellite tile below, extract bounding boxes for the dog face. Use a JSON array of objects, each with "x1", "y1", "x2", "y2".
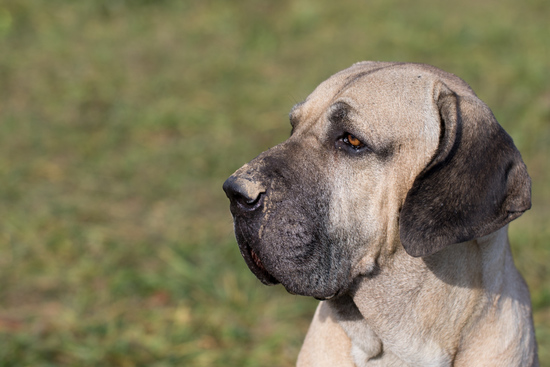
[{"x1": 223, "y1": 62, "x2": 531, "y2": 299}]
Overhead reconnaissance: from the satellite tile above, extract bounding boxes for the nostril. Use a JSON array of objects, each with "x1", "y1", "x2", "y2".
[
  {"x1": 234, "y1": 191, "x2": 264, "y2": 209},
  {"x1": 234, "y1": 191, "x2": 260, "y2": 205},
  {"x1": 223, "y1": 176, "x2": 264, "y2": 211}
]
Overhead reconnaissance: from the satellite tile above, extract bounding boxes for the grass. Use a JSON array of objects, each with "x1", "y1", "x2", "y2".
[{"x1": 0, "y1": 0, "x2": 548, "y2": 365}]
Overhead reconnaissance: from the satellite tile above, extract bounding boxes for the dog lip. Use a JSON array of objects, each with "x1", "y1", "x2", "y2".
[
  {"x1": 238, "y1": 239, "x2": 279, "y2": 286},
  {"x1": 250, "y1": 248, "x2": 266, "y2": 272}
]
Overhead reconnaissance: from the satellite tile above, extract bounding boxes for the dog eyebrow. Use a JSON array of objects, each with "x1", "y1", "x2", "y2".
[
  {"x1": 289, "y1": 101, "x2": 305, "y2": 128},
  {"x1": 328, "y1": 101, "x2": 351, "y2": 123}
]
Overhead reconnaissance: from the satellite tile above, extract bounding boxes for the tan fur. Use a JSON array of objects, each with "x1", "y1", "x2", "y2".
[
  {"x1": 293, "y1": 62, "x2": 537, "y2": 366},
  {"x1": 297, "y1": 302, "x2": 355, "y2": 366}
]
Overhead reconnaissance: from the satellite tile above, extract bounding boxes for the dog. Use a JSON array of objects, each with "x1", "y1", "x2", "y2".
[{"x1": 223, "y1": 62, "x2": 538, "y2": 366}]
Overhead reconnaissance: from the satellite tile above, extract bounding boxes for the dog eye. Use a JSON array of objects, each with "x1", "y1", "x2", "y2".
[{"x1": 343, "y1": 133, "x2": 365, "y2": 149}]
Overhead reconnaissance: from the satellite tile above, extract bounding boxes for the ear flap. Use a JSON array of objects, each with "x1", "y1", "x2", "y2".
[{"x1": 399, "y1": 84, "x2": 531, "y2": 257}]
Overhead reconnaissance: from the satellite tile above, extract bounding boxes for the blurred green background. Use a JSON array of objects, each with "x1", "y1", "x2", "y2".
[{"x1": 0, "y1": 0, "x2": 548, "y2": 365}]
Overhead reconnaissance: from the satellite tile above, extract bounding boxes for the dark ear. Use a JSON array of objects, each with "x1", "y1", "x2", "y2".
[{"x1": 399, "y1": 84, "x2": 531, "y2": 257}]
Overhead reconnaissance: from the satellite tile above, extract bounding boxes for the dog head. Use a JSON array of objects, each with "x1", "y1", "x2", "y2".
[{"x1": 223, "y1": 62, "x2": 531, "y2": 299}]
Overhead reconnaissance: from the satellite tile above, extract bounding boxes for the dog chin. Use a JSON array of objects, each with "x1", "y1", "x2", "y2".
[{"x1": 278, "y1": 282, "x2": 341, "y2": 300}]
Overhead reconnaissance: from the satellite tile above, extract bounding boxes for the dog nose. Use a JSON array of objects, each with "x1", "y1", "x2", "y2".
[{"x1": 223, "y1": 176, "x2": 265, "y2": 210}]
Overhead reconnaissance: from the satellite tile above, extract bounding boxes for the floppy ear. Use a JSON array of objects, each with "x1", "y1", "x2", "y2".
[{"x1": 399, "y1": 83, "x2": 531, "y2": 257}]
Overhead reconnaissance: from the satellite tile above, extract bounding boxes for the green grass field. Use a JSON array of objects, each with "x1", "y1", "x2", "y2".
[{"x1": 0, "y1": 0, "x2": 548, "y2": 365}]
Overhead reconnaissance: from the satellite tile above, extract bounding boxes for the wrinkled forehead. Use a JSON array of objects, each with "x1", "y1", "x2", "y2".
[
  {"x1": 289, "y1": 64, "x2": 441, "y2": 142},
  {"x1": 290, "y1": 62, "x2": 475, "y2": 124},
  {"x1": 289, "y1": 62, "x2": 393, "y2": 121}
]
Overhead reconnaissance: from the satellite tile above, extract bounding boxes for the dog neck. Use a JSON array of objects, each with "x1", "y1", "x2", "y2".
[{"x1": 330, "y1": 225, "x2": 537, "y2": 366}]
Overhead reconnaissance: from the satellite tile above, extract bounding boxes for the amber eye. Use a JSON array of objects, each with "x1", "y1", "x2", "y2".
[{"x1": 345, "y1": 133, "x2": 364, "y2": 148}]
